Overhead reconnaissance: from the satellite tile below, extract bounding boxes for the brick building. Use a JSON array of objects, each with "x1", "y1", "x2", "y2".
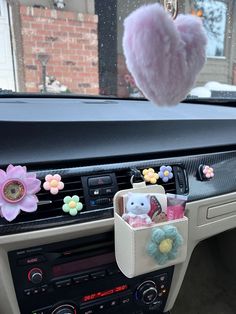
[{"x1": 1, "y1": 0, "x2": 99, "y2": 94}]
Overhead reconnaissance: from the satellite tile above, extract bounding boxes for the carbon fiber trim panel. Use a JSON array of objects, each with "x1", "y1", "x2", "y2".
[{"x1": 67, "y1": 149, "x2": 235, "y2": 202}]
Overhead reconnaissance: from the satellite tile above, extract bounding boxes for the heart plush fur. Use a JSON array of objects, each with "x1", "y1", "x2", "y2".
[{"x1": 123, "y1": 4, "x2": 207, "y2": 106}]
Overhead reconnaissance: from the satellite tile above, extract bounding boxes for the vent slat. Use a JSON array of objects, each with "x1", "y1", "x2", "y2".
[
  {"x1": 115, "y1": 167, "x2": 177, "y2": 195},
  {"x1": 37, "y1": 188, "x2": 83, "y2": 197},
  {"x1": 2, "y1": 173, "x2": 86, "y2": 224}
]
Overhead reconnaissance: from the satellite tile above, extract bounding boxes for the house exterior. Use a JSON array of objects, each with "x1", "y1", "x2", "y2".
[
  {"x1": 0, "y1": 0, "x2": 15, "y2": 90},
  {"x1": 1, "y1": 0, "x2": 99, "y2": 94},
  {"x1": 1, "y1": 0, "x2": 236, "y2": 97}
]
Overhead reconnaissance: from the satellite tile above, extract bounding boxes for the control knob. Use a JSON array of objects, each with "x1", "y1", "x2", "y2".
[
  {"x1": 28, "y1": 268, "x2": 43, "y2": 284},
  {"x1": 136, "y1": 280, "x2": 158, "y2": 305},
  {"x1": 51, "y1": 304, "x2": 76, "y2": 314}
]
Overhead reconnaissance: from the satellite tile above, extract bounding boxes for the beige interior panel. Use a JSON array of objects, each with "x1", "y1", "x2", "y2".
[
  {"x1": 207, "y1": 201, "x2": 236, "y2": 219},
  {"x1": 165, "y1": 192, "x2": 236, "y2": 311}
]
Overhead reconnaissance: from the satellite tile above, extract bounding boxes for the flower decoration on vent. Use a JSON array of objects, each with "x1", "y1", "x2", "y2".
[
  {"x1": 62, "y1": 195, "x2": 83, "y2": 216},
  {"x1": 43, "y1": 174, "x2": 64, "y2": 195},
  {"x1": 142, "y1": 168, "x2": 159, "y2": 184},
  {"x1": 158, "y1": 166, "x2": 173, "y2": 183},
  {"x1": 202, "y1": 165, "x2": 214, "y2": 179},
  {"x1": 0, "y1": 165, "x2": 41, "y2": 222},
  {"x1": 147, "y1": 225, "x2": 183, "y2": 265}
]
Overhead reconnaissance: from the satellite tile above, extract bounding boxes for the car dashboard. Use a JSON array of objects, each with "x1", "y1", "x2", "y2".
[{"x1": 0, "y1": 97, "x2": 236, "y2": 314}]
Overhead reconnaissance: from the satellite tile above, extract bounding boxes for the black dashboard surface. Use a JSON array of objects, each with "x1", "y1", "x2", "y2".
[
  {"x1": 0, "y1": 97, "x2": 236, "y2": 165},
  {"x1": 0, "y1": 96, "x2": 236, "y2": 234}
]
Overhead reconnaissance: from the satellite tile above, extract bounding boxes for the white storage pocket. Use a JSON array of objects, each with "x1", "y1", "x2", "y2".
[{"x1": 114, "y1": 185, "x2": 188, "y2": 278}]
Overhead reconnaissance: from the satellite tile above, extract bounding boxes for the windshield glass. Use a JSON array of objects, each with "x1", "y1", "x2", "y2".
[{"x1": 0, "y1": 0, "x2": 235, "y2": 100}]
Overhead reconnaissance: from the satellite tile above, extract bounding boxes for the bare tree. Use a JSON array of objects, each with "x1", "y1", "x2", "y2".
[{"x1": 192, "y1": 0, "x2": 226, "y2": 39}]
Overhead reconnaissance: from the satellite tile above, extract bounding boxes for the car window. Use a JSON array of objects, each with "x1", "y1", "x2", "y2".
[{"x1": 0, "y1": 0, "x2": 235, "y2": 100}]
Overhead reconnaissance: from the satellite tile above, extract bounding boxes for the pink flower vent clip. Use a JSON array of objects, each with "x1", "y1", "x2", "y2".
[{"x1": 0, "y1": 165, "x2": 41, "y2": 222}]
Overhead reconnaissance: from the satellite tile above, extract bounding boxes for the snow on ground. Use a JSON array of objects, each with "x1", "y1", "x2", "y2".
[{"x1": 190, "y1": 81, "x2": 236, "y2": 98}]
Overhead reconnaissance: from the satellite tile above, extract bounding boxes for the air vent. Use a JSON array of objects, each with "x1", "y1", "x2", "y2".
[
  {"x1": 35, "y1": 175, "x2": 84, "y2": 220},
  {"x1": 0, "y1": 164, "x2": 188, "y2": 235},
  {"x1": 0, "y1": 174, "x2": 84, "y2": 224},
  {"x1": 115, "y1": 165, "x2": 187, "y2": 195},
  {"x1": 0, "y1": 170, "x2": 113, "y2": 235},
  {"x1": 116, "y1": 168, "x2": 177, "y2": 193}
]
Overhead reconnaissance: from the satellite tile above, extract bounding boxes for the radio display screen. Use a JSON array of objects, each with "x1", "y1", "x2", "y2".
[
  {"x1": 82, "y1": 285, "x2": 128, "y2": 302},
  {"x1": 52, "y1": 252, "x2": 115, "y2": 277}
]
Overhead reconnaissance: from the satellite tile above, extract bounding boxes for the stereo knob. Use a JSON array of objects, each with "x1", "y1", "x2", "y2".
[
  {"x1": 136, "y1": 280, "x2": 158, "y2": 305},
  {"x1": 51, "y1": 304, "x2": 76, "y2": 314},
  {"x1": 28, "y1": 268, "x2": 43, "y2": 284}
]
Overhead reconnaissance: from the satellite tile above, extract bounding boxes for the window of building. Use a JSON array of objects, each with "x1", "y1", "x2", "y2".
[{"x1": 191, "y1": 0, "x2": 228, "y2": 57}]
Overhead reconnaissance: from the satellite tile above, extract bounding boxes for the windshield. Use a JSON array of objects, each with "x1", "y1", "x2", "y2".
[{"x1": 0, "y1": 0, "x2": 235, "y2": 100}]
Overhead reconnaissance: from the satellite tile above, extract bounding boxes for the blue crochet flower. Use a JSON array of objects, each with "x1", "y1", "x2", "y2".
[
  {"x1": 147, "y1": 225, "x2": 183, "y2": 265},
  {"x1": 158, "y1": 166, "x2": 173, "y2": 183}
]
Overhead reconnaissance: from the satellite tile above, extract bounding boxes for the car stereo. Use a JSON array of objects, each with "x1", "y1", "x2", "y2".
[{"x1": 8, "y1": 232, "x2": 173, "y2": 314}]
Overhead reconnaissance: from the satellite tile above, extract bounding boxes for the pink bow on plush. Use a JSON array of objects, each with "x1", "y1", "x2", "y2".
[{"x1": 123, "y1": 4, "x2": 207, "y2": 106}]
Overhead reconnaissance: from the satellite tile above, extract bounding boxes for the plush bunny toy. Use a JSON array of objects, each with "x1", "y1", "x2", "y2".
[{"x1": 122, "y1": 193, "x2": 153, "y2": 228}]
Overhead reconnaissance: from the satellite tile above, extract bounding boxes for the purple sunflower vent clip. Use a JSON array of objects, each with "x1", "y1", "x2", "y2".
[{"x1": 0, "y1": 165, "x2": 41, "y2": 222}]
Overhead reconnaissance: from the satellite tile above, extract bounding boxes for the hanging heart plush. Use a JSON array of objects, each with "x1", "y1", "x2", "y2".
[{"x1": 123, "y1": 4, "x2": 207, "y2": 106}]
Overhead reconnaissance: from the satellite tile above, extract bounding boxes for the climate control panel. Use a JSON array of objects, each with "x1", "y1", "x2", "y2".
[{"x1": 8, "y1": 233, "x2": 174, "y2": 314}]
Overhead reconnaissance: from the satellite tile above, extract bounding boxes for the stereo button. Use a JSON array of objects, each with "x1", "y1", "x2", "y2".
[
  {"x1": 120, "y1": 294, "x2": 132, "y2": 305},
  {"x1": 28, "y1": 268, "x2": 43, "y2": 284},
  {"x1": 40, "y1": 285, "x2": 48, "y2": 293},
  {"x1": 110, "y1": 299, "x2": 119, "y2": 307},
  {"x1": 33, "y1": 288, "x2": 40, "y2": 294},
  {"x1": 24, "y1": 289, "x2": 32, "y2": 296},
  {"x1": 55, "y1": 279, "x2": 72, "y2": 288},
  {"x1": 88, "y1": 176, "x2": 112, "y2": 187},
  {"x1": 96, "y1": 303, "x2": 108, "y2": 311},
  {"x1": 95, "y1": 198, "x2": 111, "y2": 206},
  {"x1": 73, "y1": 274, "x2": 89, "y2": 284},
  {"x1": 155, "y1": 274, "x2": 168, "y2": 284},
  {"x1": 90, "y1": 189, "x2": 101, "y2": 196},
  {"x1": 101, "y1": 187, "x2": 114, "y2": 195},
  {"x1": 91, "y1": 270, "x2": 106, "y2": 279},
  {"x1": 107, "y1": 267, "x2": 120, "y2": 276}
]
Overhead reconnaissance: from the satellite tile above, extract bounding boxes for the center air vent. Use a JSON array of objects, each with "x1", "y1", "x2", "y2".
[
  {"x1": 115, "y1": 165, "x2": 188, "y2": 195},
  {"x1": 0, "y1": 163, "x2": 188, "y2": 235}
]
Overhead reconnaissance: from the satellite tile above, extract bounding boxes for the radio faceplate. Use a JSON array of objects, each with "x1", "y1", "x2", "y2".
[{"x1": 8, "y1": 232, "x2": 174, "y2": 314}]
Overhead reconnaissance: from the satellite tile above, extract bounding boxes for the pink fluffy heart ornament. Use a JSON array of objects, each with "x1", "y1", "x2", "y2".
[{"x1": 123, "y1": 4, "x2": 207, "y2": 106}]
